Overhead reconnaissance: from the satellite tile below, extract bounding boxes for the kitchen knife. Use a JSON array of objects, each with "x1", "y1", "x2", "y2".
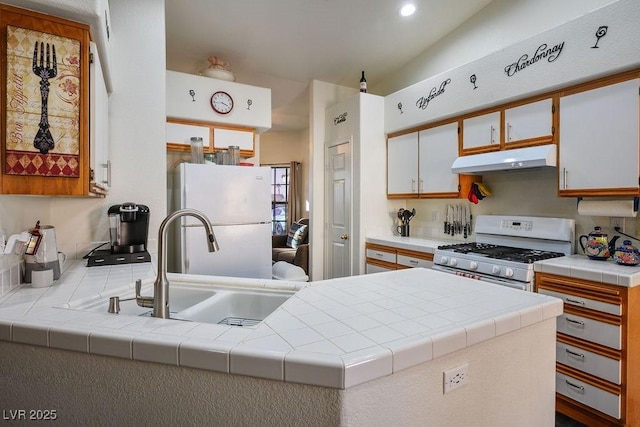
[{"x1": 463, "y1": 206, "x2": 468, "y2": 239}]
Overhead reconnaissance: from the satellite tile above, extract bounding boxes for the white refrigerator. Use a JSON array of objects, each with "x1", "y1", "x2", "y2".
[{"x1": 173, "y1": 163, "x2": 272, "y2": 279}]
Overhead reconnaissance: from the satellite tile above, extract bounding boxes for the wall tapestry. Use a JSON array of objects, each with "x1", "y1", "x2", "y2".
[{"x1": 5, "y1": 25, "x2": 80, "y2": 177}]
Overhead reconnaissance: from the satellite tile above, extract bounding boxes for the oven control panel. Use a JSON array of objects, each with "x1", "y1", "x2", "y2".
[{"x1": 500, "y1": 219, "x2": 533, "y2": 232}]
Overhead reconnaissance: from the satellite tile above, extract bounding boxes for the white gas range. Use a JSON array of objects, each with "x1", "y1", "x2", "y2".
[{"x1": 432, "y1": 215, "x2": 575, "y2": 291}]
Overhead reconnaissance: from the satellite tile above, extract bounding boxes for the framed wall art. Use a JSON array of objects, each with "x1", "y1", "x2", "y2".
[{"x1": 0, "y1": 4, "x2": 90, "y2": 195}]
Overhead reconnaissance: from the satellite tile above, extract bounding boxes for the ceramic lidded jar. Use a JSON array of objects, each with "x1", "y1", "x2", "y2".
[
  {"x1": 579, "y1": 226, "x2": 611, "y2": 260},
  {"x1": 613, "y1": 240, "x2": 640, "y2": 266}
]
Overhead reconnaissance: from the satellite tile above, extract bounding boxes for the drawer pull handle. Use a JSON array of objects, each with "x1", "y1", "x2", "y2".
[
  {"x1": 565, "y1": 297, "x2": 585, "y2": 306},
  {"x1": 376, "y1": 252, "x2": 384, "y2": 257},
  {"x1": 565, "y1": 317, "x2": 585, "y2": 327},
  {"x1": 565, "y1": 380, "x2": 585, "y2": 393},
  {"x1": 409, "y1": 260, "x2": 419, "y2": 264},
  {"x1": 565, "y1": 349, "x2": 585, "y2": 360}
]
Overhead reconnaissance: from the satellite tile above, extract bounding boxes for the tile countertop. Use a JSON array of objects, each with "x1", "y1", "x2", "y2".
[
  {"x1": 0, "y1": 260, "x2": 562, "y2": 389},
  {"x1": 534, "y1": 254, "x2": 640, "y2": 287},
  {"x1": 366, "y1": 235, "x2": 460, "y2": 253}
]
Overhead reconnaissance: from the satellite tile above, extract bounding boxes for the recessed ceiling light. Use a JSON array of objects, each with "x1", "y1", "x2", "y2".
[{"x1": 399, "y1": 3, "x2": 416, "y2": 17}]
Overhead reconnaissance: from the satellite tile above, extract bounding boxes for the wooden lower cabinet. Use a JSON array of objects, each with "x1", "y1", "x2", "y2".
[
  {"x1": 365, "y1": 243, "x2": 434, "y2": 273},
  {"x1": 536, "y1": 272, "x2": 640, "y2": 426}
]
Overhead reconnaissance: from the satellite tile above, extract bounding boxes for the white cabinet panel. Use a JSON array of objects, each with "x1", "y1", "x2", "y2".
[
  {"x1": 166, "y1": 122, "x2": 211, "y2": 150},
  {"x1": 366, "y1": 263, "x2": 395, "y2": 274},
  {"x1": 419, "y1": 122, "x2": 459, "y2": 194},
  {"x1": 396, "y1": 254, "x2": 432, "y2": 269},
  {"x1": 365, "y1": 248, "x2": 396, "y2": 264},
  {"x1": 538, "y1": 288, "x2": 621, "y2": 316},
  {"x1": 557, "y1": 313, "x2": 621, "y2": 350},
  {"x1": 556, "y1": 372, "x2": 621, "y2": 419},
  {"x1": 559, "y1": 79, "x2": 639, "y2": 193},
  {"x1": 387, "y1": 133, "x2": 419, "y2": 194},
  {"x1": 557, "y1": 341, "x2": 621, "y2": 385},
  {"x1": 213, "y1": 128, "x2": 254, "y2": 151},
  {"x1": 504, "y1": 98, "x2": 553, "y2": 144},
  {"x1": 462, "y1": 111, "x2": 501, "y2": 150}
]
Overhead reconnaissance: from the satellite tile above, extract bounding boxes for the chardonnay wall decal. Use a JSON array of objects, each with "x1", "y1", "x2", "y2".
[
  {"x1": 504, "y1": 41, "x2": 565, "y2": 77},
  {"x1": 334, "y1": 112, "x2": 347, "y2": 125},
  {"x1": 592, "y1": 26, "x2": 608, "y2": 48},
  {"x1": 416, "y1": 78, "x2": 452, "y2": 110}
]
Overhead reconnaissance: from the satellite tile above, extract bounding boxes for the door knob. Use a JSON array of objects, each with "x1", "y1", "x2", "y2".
[{"x1": 340, "y1": 234, "x2": 348, "y2": 240}]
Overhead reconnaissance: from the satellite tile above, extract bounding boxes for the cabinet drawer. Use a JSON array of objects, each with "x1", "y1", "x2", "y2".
[
  {"x1": 556, "y1": 372, "x2": 621, "y2": 419},
  {"x1": 538, "y1": 288, "x2": 621, "y2": 316},
  {"x1": 366, "y1": 263, "x2": 395, "y2": 274},
  {"x1": 557, "y1": 313, "x2": 621, "y2": 350},
  {"x1": 556, "y1": 341, "x2": 621, "y2": 385},
  {"x1": 366, "y1": 249, "x2": 396, "y2": 264},
  {"x1": 396, "y1": 254, "x2": 432, "y2": 269}
]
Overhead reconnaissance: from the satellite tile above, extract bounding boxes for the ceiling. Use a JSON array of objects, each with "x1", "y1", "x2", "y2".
[{"x1": 165, "y1": 0, "x2": 495, "y2": 132}]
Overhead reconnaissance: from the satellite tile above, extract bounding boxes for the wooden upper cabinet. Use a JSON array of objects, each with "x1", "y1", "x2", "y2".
[
  {"x1": 558, "y1": 76, "x2": 640, "y2": 196},
  {"x1": 461, "y1": 111, "x2": 501, "y2": 153},
  {"x1": 461, "y1": 97, "x2": 555, "y2": 155},
  {"x1": 0, "y1": 4, "x2": 92, "y2": 196},
  {"x1": 504, "y1": 98, "x2": 554, "y2": 148}
]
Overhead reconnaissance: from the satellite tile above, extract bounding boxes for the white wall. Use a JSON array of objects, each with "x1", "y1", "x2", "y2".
[
  {"x1": 0, "y1": 0, "x2": 167, "y2": 259},
  {"x1": 0, "y1": 317, "x2": 556, "y2": 426},
  {"x1": 374, "y1": 0, "x2": 619, "y2": 96}
]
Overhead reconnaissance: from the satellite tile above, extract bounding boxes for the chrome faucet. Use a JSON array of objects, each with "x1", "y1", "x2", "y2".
[{"x1": 136, "y1": 208, "x2": 219, "y2": 319}]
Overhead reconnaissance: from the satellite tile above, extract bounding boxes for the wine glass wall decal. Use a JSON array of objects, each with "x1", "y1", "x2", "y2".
[
  {"x1": 189, "y1": 89, "x2": 195, "y2": 101},
  {"x1": 470, "y1": 74, "x2": 478, "y2": 89},
  {"x1": 397, "y1": 102, "x2": 403, "y2": 114},
  {"x1": 247, "y1": 99, "x2": 252, "y2": 110},
  {"x1": 592, "y1": 25, "x2": 608, "y2": 48}
]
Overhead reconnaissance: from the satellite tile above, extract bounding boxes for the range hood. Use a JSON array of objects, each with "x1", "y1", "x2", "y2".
[{"x1": 451, "y1": 144, "x2": 557, "y2": 174}]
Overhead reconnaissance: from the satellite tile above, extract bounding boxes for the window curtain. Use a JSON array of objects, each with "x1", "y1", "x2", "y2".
[{"x1": 287, "y1": 161, "x2": 302, "y2": 227}]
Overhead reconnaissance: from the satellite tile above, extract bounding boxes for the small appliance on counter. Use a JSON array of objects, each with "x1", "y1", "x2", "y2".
[{"x1": 87, "y1": 203, "x2": 151, "y2": 267}]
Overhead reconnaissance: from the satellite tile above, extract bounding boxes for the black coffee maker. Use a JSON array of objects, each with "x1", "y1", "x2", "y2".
[
  {"x1": 108, "y1": 203, "x2": 150, "y2": 253},
  {"x1": 87, "y1": 202, "x2": 151, "y2": 266}
]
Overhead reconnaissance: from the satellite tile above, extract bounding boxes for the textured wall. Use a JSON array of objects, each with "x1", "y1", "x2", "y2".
[{"x1": 0, "y1": 319, "x2": 555, "y2": 425}]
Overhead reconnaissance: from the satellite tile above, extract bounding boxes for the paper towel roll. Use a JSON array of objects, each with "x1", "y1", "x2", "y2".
[{"x1": 577, "y1": 200, "x2": 638, "y2": 217}]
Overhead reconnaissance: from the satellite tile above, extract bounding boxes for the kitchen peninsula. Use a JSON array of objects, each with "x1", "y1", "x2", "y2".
[{"x1": 0, "y1": 261, "x2": 562, "y2": 425}]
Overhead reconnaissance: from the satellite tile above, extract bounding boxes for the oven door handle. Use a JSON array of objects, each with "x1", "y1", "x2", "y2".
[{"x1": 431, "y1": 265, "x2": 528, "y2": 291}]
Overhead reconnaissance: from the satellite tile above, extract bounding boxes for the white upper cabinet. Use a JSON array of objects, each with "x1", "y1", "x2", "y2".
[
  {"x1": 387, "y1": 133, "x2": 419, "y2": 195},
  {"x1": 462, "y1": 111, "x2": 501, "y2": 152},
  {"x1": 166, "y1": 70, "x2": 271, "y2": 133},
  {"x1": 559, "y1": 78, "x2": 640, "y2": 195},
  {"x1": 504, "y1": 98, "x2": 554, "y2": 147},
  {"x1": 419, "y1": 122, "x2": 459, "y2": 194}
]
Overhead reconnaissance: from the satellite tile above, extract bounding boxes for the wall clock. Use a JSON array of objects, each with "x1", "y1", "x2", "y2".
[{"x1": 210, "y1": 91, "x2": 234, "y2": 114}]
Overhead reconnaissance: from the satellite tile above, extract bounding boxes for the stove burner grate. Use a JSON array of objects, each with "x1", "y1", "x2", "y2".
[{"x1": 437, "y1": 243, "x2": 565, "y2": 263}]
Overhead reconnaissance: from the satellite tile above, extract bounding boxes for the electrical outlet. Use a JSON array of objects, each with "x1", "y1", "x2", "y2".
[
  {"x1": 443, "y1": 363, "x2": 469, "y2": 394},
  {"x1": 611, "y1": 217, "x2": 625, "y2": 233}
]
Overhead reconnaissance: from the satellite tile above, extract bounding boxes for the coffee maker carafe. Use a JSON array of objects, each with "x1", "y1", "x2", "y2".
[{"x1": 108, "y1": 203, "x2": 150, "y2": 254}]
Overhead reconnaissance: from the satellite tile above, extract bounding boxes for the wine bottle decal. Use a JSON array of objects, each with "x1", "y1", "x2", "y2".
[{"x1": 360, "y1": 71, "x2": 367, "y2": 93}]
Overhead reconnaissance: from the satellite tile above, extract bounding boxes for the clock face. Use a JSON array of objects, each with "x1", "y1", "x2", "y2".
[{"x1": 210, "y1": 91, "x2": 234, "y2": 114}]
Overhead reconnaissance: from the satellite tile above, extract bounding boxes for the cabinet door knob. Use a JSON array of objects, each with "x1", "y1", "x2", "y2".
[{"x1": 340, "y1": 234, "x2": 349, "y2": 240}]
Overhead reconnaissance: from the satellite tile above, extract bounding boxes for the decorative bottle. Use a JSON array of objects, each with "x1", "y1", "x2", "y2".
[{"x1": 360, "y1": 71, "x2": 367, "y2": 93}]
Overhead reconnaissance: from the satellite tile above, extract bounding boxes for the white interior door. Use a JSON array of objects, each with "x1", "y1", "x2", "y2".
[{"x1": 326, "y1": 142, "x2": 351, "y2": 279}]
